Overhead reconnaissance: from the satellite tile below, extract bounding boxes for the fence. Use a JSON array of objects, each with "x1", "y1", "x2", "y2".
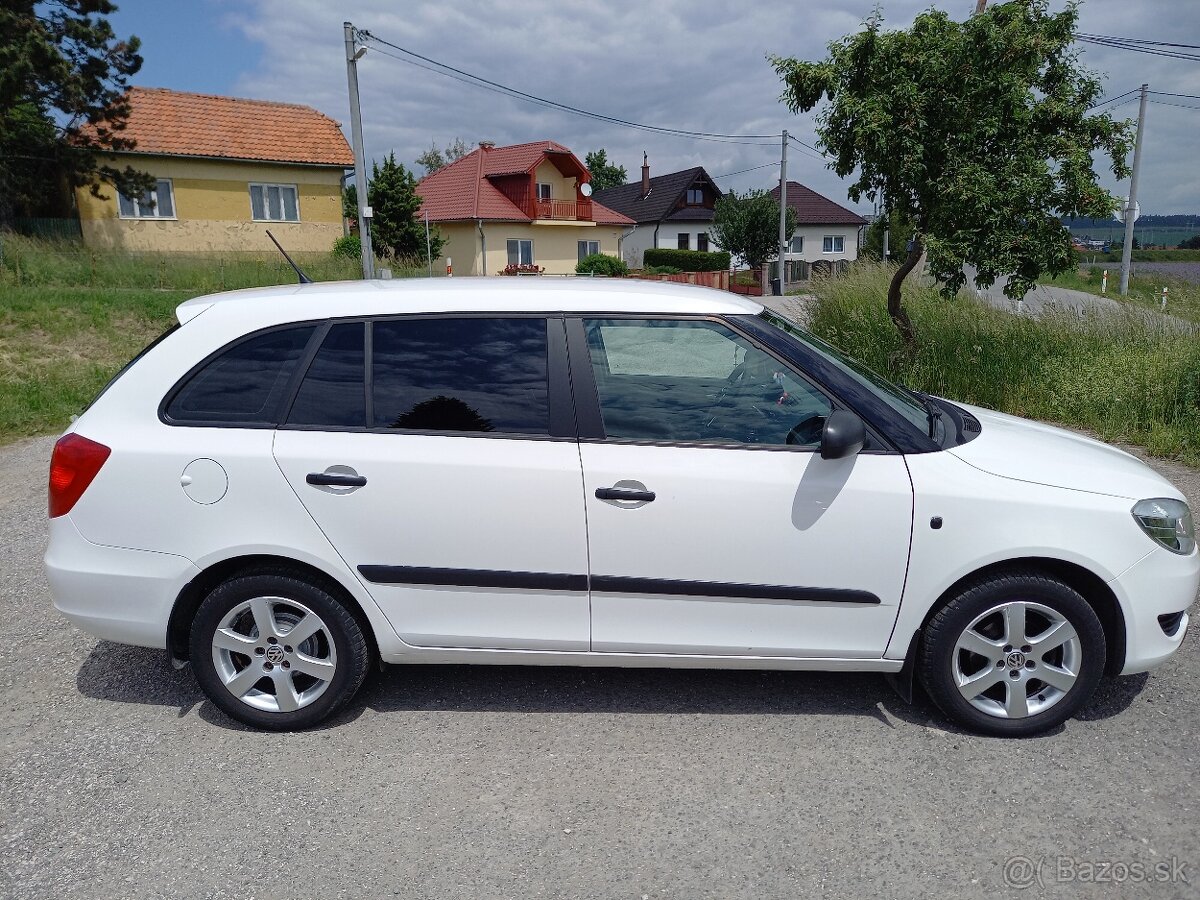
[
  {"x1": 11, "y1": 217, "x2": 82, "y2": 242},
  {"x1": 630, "y1": 270, "x2": 730, "y2": 290}
]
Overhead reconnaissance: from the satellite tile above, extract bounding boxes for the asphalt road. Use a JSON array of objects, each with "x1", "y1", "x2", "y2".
[{"x1": 2, "y1": 433, "x2": 1199, "y2": 899}]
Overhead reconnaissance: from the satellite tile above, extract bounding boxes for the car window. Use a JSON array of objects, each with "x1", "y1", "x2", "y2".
[
  {"x1": 165, "y1": 325, "x2": 315, "y2": 424},
  {"x1": 287, "y1": 322, "x2": 366, "y2": 427},
  {"x1": 372, "y1": 317, "x2": 549, "y2": 434},
  {"x1": 583, "y1": 318, "x2": 832, "y2": 448}
]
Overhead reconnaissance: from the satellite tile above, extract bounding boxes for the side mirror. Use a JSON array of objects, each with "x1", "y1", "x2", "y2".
[{"x1": 820, "y1": 409, "x2": 865, "y2": 460}]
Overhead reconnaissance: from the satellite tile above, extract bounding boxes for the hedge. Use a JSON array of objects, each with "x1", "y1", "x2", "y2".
[
  {"x1": 643, "y1": 248, "x2": 731, "y2": 272},
  {"x1": 575, "y1": 253, "x2": 629, "y2": 276}
]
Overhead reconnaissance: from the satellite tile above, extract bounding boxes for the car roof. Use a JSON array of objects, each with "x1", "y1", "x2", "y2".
[{"x1": 176, "y1": 276, "x2": 764, "y2": 325}]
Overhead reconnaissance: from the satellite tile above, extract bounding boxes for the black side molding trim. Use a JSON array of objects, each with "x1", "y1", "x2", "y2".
[
  {"x1": 357, "y1": 565, "x2": 588, "y2": 593},
  {"x1": 590, "y1": 575, "x2": 881, "y2": 605}
]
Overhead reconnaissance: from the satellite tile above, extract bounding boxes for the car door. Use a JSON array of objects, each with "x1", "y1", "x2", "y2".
[
  {"x1": 273, "y1": 315, "x2": 591, "y2": 651},
  {"x1": 570, "y1": 315, "x2": 913, "y2": 658}
]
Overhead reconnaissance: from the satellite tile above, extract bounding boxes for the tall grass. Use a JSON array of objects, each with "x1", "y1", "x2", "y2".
[{"x1": 803, "y1": 262, "x2": 1200, "y2": 465}]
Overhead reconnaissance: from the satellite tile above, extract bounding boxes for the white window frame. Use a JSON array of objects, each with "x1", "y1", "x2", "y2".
[
  {"x1": 117, "y1": 178, "x2": 176, "y2": 220},
  {"x1": 507, "y1": 239, "x2": 534, "y2": 266},
  {"x1": 536, "y1": 182, "x2": 553, "y2": 201},
  {"x1": 577, "y1": 239, "x2": 600, "y2": 261},
  {"x1": 249, "y1": 182, "x2": 301, "y2": 223},
  {"x1": 822, "y1": 235, "x2": 845, "y2": 254},
  {"x1": 789, "y1": 235, "x2": 804, "y2": 254}
]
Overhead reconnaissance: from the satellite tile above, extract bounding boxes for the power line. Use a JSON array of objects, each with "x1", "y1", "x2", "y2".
[
  {"x1": 1148, "y1": 98, "x2": 1200, "y2": 111},
  {"x1": 1149, "y1": 90, "x2": 1200, "y2": 101},
  {"x1": 357, "y1": 28, "x2": 782, "y2": 146},
  {"x1": 711, "y1": 161, "x2": 778, "y2": 179},
  {"x1": 1075, "y1": 34, "x2": 1200, "y2": 62},
  {"x1": 1076, "y1": 33, "x2": 1200, "y2": 51},
  {"x1": 1088, "y1": 87, "x2": 1139, "y2": 110}
]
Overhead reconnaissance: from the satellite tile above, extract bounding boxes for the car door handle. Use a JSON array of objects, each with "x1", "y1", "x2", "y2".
[
  {"x1": 595, "y1": 486, "x2": 655, "y2": 502},
  {"x1": 306, "y1": 472, "x2": 367, "y2": 487}
]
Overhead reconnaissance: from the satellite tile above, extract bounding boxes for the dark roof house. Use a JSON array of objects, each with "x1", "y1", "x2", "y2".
[
  {"x1": 769, "y1": 182, "x2": 866, "y2": 227},
  {"x1": 592, "y1": 157, "x2": 722, "y2": 227}
]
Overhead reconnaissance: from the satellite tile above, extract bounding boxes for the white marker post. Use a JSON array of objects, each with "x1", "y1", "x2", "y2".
[
  {"x1": 1101, "y1": 270, "x2": 1108, "y2": 294},
  {"x1": 446, "y1": 257, "x2": 453, "y2": 277},
  {"x1": 1162, "y1": 287, "x2": 1168, "y2": 310}
]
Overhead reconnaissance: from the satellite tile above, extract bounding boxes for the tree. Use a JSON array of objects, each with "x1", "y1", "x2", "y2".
[
  {"x1": 368, "y1": 152, "x2": 443, "y2": 262},
  {"x1": 710, "y1": 190, "x2": 795, "y2": 271},
  {"x1": 415, "y1": 137, "x2": 469, "y2": 176},
  {"x1": 342, "y1": 183, "x2": 357, "y2": 221},
  {"x1": 0, "y1": 1, "x2": 154, "y2": 224},
  {"x1": 584, "y1": 149, "x2": 627, "y2": 192},
  {"x1": 863, "y1": 207, "x2": 916, "y2": 261},
  {"x1": 771, "y1": 0, "x2": 1132, "y2": 344},
  {"x1": 1179, "y1": 235, "x2": 1200, "y2": 251}
]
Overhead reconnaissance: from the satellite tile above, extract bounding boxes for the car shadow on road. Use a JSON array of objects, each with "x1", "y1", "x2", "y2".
[{"x1": 74, "y1": 640, "x2": 1149, "y2": 735}]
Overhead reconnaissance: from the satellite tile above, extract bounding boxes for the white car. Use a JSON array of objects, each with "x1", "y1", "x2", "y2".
[{"x1": 45, "y1": 279, "x2": 1197, "y2": 735}]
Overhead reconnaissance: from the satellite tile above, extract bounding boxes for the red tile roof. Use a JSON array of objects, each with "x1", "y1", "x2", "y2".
[
  {"x1": 769, "y1": 182, "x2": 866, "y2": 226},
  {"x1": 417, "y1": 141, "x2": 634, "y2": 225},
  {"x1": 86, "y1": 87, "x2": 353, "y2": 167}
]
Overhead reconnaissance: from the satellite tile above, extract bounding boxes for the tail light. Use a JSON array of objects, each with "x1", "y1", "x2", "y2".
[{"x1": 49, "y1": 433, "x2": 111, "y2": 518}]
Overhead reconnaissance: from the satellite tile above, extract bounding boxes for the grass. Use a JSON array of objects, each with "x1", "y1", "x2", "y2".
[
  {"x1": 803, "y1": 262, "x2": 1200, "y2": 466},
  {"x1": 1071, "y1": 248, "x2": 1200, "y2": 263},
  {"x1": 0, "y1": 233, "x2": 426, "y2": 445},
  {"x1": 1038, "y1": 265, "x2": 1200, "y2": 324}
]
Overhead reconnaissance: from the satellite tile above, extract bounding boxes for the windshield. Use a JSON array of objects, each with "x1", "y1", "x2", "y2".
[{"x1": 760, "y1": 310, "x2": 937, "y2": 439}]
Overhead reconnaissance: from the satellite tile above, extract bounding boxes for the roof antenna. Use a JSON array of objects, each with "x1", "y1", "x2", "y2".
[{"x1": 265, "y1": 230, "x2": 313, "y2": 284}]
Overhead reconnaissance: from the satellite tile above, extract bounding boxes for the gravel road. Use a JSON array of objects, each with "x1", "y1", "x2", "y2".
[{"x1": 2, "y1": 433, "x2": 1198, "y2": 899}]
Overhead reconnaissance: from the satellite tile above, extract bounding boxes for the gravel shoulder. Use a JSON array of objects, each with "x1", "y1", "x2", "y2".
[{"x1": 2, "y1": 433, "x2": 1198, "y2": 899}]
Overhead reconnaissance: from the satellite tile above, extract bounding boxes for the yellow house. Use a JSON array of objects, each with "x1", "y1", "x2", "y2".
[
  {"x1": 416, "y1": 140, "x2": 635, "y2": 275},
  {"x1": 76, "y1": 87, "x2": 353, "y2": 253}
]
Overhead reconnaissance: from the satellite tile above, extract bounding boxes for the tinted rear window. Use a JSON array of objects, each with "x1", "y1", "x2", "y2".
[
  {"x1": 372, "y1": 318, "x2": 548, "y2": 434},
  {"x1": 286, "y1": 322, "x2": 365, "y2": 428},
  {"x1": 165, "y1": 326, "x2": 315, "y2": 424}
]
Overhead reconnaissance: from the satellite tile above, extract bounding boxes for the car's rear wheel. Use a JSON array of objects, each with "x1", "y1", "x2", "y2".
[
  {"x1": 189, "y1": 571, "x2": 370, "y2": 730},
  {"x1": 919, "y1": 572, "x2": 1106, "y2": 737}
]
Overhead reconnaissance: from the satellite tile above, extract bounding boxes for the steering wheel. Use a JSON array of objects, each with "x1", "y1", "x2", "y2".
[{"x1": 785, "y1": 414, "x2": 826, "y2": 447}]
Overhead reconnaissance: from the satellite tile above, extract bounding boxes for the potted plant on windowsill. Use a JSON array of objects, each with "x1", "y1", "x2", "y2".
[{"x1": 500, "y1": 263, "x2": 545, "y2": 276}]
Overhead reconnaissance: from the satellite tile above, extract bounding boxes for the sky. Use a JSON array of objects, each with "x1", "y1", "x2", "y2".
[{"x1": 107, "y1": 0, "x2": 1200, "y2": 215}]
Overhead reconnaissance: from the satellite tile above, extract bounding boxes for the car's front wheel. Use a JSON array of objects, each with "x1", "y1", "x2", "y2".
[
  {"x1": 189, "y1": 570, "x2": 370, "y2": 730},
  {"x1": 919, "y1": 571, "x2": 1106, "y2": 737}
]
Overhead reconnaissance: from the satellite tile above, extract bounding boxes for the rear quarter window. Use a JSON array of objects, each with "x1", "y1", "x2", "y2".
[{"x1": 163, "y1": 325, "x2": 316, "y2": 425}]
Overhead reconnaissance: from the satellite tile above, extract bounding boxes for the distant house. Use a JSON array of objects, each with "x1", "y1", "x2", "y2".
[
  {"x1": 591, "y1": 156, "x2": 722, "y2": 268},
  {"x1": 75, "y1": 87, "x2": 353, "y2": 253},
  {"x1": 769, "y1": 182, "x2": 867, "y2": 279},
  {"x1": 416, "y1": 140, "x2": 634, "y2": 276}
]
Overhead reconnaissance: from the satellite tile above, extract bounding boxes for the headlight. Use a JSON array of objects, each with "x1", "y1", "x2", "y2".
[{"x1": 1132, "y1": 498, "x2": 1196, "y2": 555}]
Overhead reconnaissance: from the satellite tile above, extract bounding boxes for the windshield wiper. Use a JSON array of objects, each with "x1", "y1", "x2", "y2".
[{"x1": 911, "y1": 390, "x2": 943, "y2": 440}]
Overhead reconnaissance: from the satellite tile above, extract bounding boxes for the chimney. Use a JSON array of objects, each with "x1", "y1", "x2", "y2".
[
  {"x1": 641, "y1": 152, "x2": 650, "y2": 198},
  {"x1": 479, "y1": 140, "x2": 495, "y2": 151}
]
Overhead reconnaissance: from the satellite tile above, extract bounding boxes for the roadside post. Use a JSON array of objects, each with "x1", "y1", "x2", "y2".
[
  {"x1": 1162, "y1": 287, "x2": 1167, "y2": 310},
  {"x1": 447, "y1": 257, "x2": 453, "y2": 277},
  {"x1": 1101, "y1": 270, "x2": 1108, "y2": 294}
]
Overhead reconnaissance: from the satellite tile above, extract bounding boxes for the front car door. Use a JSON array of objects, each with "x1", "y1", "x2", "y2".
[
  {"x1": 569, "y1": 315, "x2": 913, "y2": 658},
  {"x1": 273, "y1": 315, "x2": 590, "y2": 651}
]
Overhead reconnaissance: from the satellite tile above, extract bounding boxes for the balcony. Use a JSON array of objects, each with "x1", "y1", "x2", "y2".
[{"x1": 532, "y1": 197, "x2": 592, "y2": 221}]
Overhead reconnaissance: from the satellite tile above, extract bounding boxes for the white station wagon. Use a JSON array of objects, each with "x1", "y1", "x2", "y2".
[{"x1": 45, "y1": 279, "x2": 1197, "y2": 735}]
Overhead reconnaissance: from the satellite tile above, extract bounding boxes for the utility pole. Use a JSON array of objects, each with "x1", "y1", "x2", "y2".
[
  {"x1": 344, "y1": 22, "x2": 375, "y2": 280},
  {"x1": 1119, "y1": 83, "x2": 1149, "y2": 296},
  {"x1": 778, "y1": 130, "x2": 788, "y2": 296}
]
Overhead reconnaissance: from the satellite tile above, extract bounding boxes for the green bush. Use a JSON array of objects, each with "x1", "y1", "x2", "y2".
[
  {"x1": 643, "y1": 265, "x2": 682, "y2": 275},
  {"x1": 643, "y1": 248, "x2": 731, "y2": 272},
  {"x1": 575, "y1": 253, "x2": 629, "y2": 276},
  {"x1": 332, "y1": 234, "x2": 361, "y2": 260}
]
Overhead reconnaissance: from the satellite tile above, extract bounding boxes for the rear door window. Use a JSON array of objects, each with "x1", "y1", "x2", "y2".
[
  {"x1": 286, "y1": 322, "x2": 366, "y2": 428},
  {"x1": 164, "y1": 325, "x2": 315, "y2": 424}
]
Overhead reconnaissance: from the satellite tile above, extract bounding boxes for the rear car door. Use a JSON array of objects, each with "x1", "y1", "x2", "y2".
[
  {"x1": 273, "y1": 315, "x2": 591, "y2": 651},
  {"x1": 570, "y1": 315, "x2": 913, "y2": 658}
]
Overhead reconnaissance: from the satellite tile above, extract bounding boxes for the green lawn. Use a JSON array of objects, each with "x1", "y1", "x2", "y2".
[{"x1": 1038, "y1": 265, "x2": 1200, "y2": 325}]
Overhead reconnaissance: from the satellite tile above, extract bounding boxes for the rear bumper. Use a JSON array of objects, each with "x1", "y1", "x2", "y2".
[
  {"x1": 1111, "y1": 545, "x2": 1199, "y2": 674},
  {"x1": 45, "y1": 516, "x2": 199, "y2": 649}
]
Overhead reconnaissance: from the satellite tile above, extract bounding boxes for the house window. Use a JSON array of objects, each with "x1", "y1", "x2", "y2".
[
  {"x1": 249, "y1": 183, "x2": 300, "y2": 222},
  {"x1": 578, "y1": 240, "x2": 600, "y2": 261},
  {"x1": 789, "y1": 235, "x2": 804, "y2": 254},
  {"x1": 686, "y1": 188, "x2": 704, "y2": 205},
  {"x1": 822, "y1": 235, "x2": 845, "y2": 253},
  {"x1": 507, "y1": 239, "x2": 534, "y2": 266},
  {"x1": 677, "y1": 233, "x2": 690, "y2": 250},
  {"x1": 536, "y1": 183, "x2": 552, "y2": 201},
  {"x1": 117, "y1": 179, "x2": 175, "y2": 219}
]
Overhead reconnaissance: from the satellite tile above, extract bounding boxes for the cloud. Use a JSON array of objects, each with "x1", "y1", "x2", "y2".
[{"x1": 230, "y1": 0, "x2": 1200, "y2": 214}]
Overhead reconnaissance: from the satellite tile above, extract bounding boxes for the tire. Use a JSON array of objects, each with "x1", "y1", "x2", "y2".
[
  {"x1": 918, "y1": 571, "x2": 1106, "y2": 737},
  {"x1": 189, "y1": 569, "x2": 370, "y2": 730}
]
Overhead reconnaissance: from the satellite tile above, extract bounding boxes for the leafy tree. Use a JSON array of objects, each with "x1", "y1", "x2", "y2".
[
  {"x1": 771, "y1": 0, "x2": 1132, "y2": 344},
  {"x1": 0, "y1": 0, "x2": 154, "y2": 223},
  {"x1": 1179, "y1": 235, "x2": 1200, "y2": 251},
  {"x1": 710, "y1": 190, "x2": 795, "y2": 270},
  {"x1": 863, "y1": 207, "x2": 916, "y2": 261},
  {"x1": 342, "y1": 183, "x2": 357, "y2": 221},
  {"x1": 415, "y1": 137, "x2": 469, "y2": 176},
  {"x1": 368, "y1": 152, "x2": 444, "y2": 261},
  {"x1": 584, "y1": 149, "x2": 627, "y2": 192}
]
